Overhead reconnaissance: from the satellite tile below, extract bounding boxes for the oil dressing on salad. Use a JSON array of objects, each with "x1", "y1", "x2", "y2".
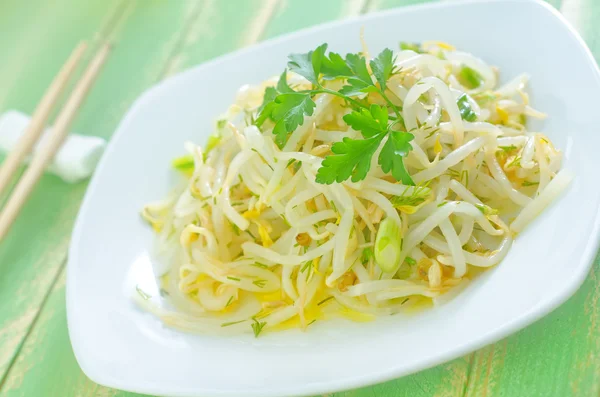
[{"x1": 138, "y1": 39, "x2": 571, "y2": 337}]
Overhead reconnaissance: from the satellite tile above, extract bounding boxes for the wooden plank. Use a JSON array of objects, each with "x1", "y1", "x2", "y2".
[
  {"x1": 0, "y1": 272, "x2": 148, "y2": 397},
  {"x1": 159, "y1": 0, "x2": 368, "y2": 76},
  {"x1": 158, "y1": 0, "x2": 276, "y2": 79},
  {"x1": 0, "y1": 0, "x2": 125, "y2": 378},
  {"x1": 262, "y1": 0, "x2": 368, "y2": 39},
  {"x1": 330, "y1": 358, "x2": 470, "y2": 397},
  {"x1": 0, "y1": 0, "x2": 211, "y2": 385},
  {"x1": 464, "y1": 269, "x2": 600, "y2": 396},
  {"x1": 368, "y1": 0, "x2": 437, "y2": 11}
]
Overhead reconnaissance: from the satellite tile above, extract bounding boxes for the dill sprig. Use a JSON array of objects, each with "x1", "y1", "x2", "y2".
[
  {"x1": 252, "y1": 279, "x2": 267, "y2": 288},
  {"x1": 251, "y1": 318, "x2": 267, "y2": 337},
  {"x1": 390, "y1": 181, "x2": 432, "y2": 208}
]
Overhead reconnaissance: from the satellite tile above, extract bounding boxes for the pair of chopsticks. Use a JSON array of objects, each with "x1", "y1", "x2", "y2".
[{"x1": 0, "y1": 41, "x2": 111, "y2": 241}]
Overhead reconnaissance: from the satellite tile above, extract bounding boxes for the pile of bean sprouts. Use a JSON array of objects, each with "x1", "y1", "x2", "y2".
[{"x1": 139, "y1": 41, "x2": 571, "y2": 335}]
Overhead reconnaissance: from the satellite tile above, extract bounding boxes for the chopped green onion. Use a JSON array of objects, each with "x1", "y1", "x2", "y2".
[
  {"x1": 457, "y1": 93, "x2": 477, "y2": 122},
  {"x1": 400, "y1": 42, "x2": 422, "y2": 53},
  {"x1": 374, "y1": 218, "x2": 402, "y2": 272},
  {"x1": 203, "y1": 135, "x2": 222, "y2": 160},
  {"x1": 227, "y1": 276, "x2": 241, "y2": 282},
  {"x1": 171, "y1": 155, "x2": 195, "y2": 173},
  {"x1": 458, "y1": 65, "x2": 483, "y2": 89},
  {"x1": 522, "y1": 180, "x2": 539, "y2": 187},
  {"x1": 405, "y1": 257, "x2": 417, "y2": 266}
]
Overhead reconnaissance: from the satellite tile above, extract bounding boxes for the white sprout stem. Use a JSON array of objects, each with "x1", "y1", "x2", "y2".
[
  {"x1": 140, "y1": 44, "x2": 572, "y2": 335},
  {"x1": 485, "y1": 151, "x2": 532, "y2": 207},
  {"x1": 510, "y1": 170, "x2": 573, "y2": 234},
  {"x1": 439, "y1": 219, "x2": 467, "y2": 277},
  {"x1": 412, "y1": 137, "x2": 486, "y2": 183},
  {"x1": 328, "y1": 210, "x2": 354, "y2": 285},
  {"x1": 457, "y1": 217, "x2": 474, "y2": 246},
  {"x1": 397, "y1": 201, "x2": 503, "y2": 271},
  {"x1": 520, "y1": 134, "x2": 536, "y2": 169},
  {"x1": 242, "y1": 238, "x2": 335, "y2": 266},
  {"x1": 423, "y1": 233, "x2": 513, "y2": 268},
  {"x1": 356, "y1": 189, "x2": 401, "y2": 227},
  {"x1": 404, "y1": 77, "x2": 465, "y2": 146},
  {"x1": 219, "y1": 185, "x2": 250, "y2": 230}
]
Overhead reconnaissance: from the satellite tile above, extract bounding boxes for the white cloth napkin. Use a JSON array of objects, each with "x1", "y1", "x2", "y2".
[{"x1": 0, "y1": 110, "x2": 106, "y2": 183}]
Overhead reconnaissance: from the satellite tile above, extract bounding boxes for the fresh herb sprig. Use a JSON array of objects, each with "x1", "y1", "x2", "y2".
[
  {"x1": 255, "y1": 44, "x2": 415, "y2": 185},
  {"x1": 390, "y1": 181, "x2": 432, "y2": 208},
  {"x1": 251, "y1": 317, "x2": 267, "y2": 337}
]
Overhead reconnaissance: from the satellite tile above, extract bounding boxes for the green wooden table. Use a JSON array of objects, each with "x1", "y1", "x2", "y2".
[{"x1": 0, "y1": 0, "x2": 598, "y2": 396}]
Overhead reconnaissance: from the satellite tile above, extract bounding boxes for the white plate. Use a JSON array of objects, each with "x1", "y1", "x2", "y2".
[{"x1": 67, "y1": 1, "x2": 600, "y2": 396}]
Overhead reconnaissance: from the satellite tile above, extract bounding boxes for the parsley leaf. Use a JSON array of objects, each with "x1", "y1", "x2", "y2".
[
  {"x1": 457, "y1": 93, "x2": 477, "y2": 122},
  {"x1": 339, "y1": 53, "x2": 377, "y2": 96},
  {"x1": 258, "y1": 86, "x2": 279, "y2": 114},
  {"x1": 258, "y1": 44, "x2": 414, "y2": 182},
  {"x1": 257, "y1": 71, "x2": 292, "y2": 116},
  {"x1": 257, "y1": 92, "x2": 316, "y2": 148},
  {"x1": 276, "y1": 70, "x2": 294, "y2": 93},
  {"x1": 379, "y1": 130, "x2": 415, "y2": 185},
  {"x1": 287, "y1": 43, "x2": 328, "y2": 85},
  {"x1": 316, "y1": 104, "x2": 414, "y2": 184},
  {"x1": 342, "y1": 104, "x2": 388, "y2": 138},
  {"x1": 316, "y1": 135, "x2": 384, "y2": 184},
  {"x1": 321, "y1": 52, "x2": 353, "y2": 79},
  {"x1": 370, "y1": 48, "x2": 395, "y2": 91}
]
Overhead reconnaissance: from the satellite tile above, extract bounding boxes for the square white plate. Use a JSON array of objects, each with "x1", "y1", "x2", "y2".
[{"x1": 67, "y1": 1, "x2": 600, "y2": 396}]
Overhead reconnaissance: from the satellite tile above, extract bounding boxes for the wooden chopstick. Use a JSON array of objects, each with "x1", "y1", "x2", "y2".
[
  {"x1": 0, "y1": 42, "x2": 111, "y2": 241},
  {"x1": 0, "y1": 42, "x2": 87, "y2": 197}
]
